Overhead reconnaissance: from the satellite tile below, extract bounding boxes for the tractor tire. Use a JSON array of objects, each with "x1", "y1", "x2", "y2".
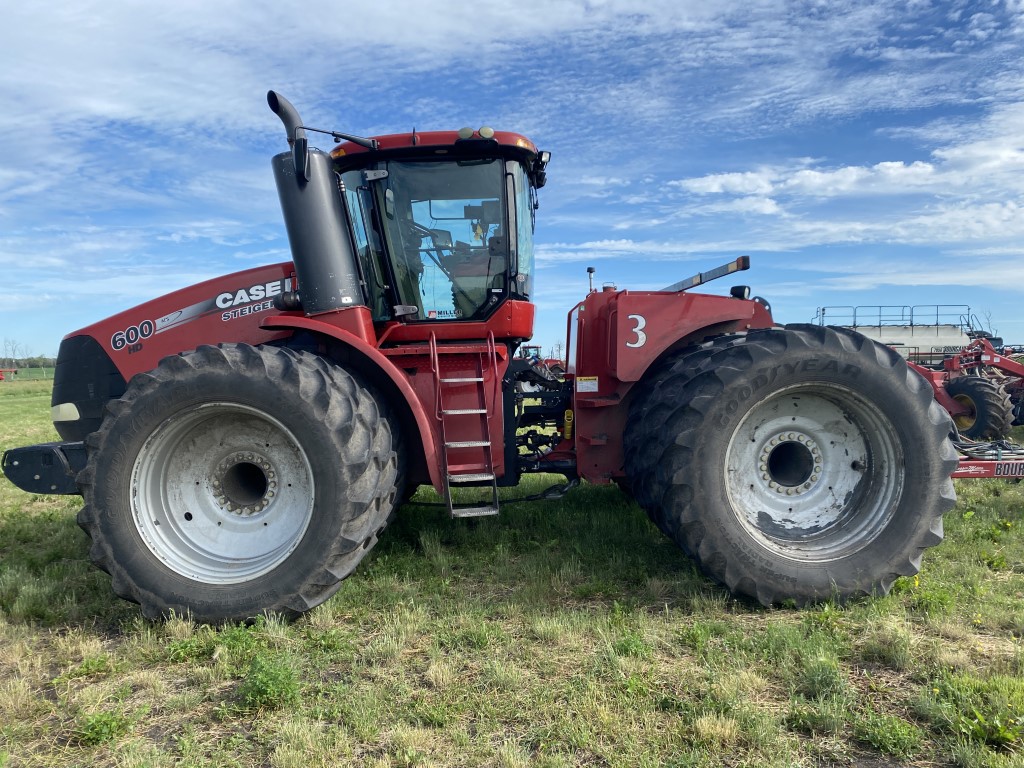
[
  {"x1": 624, "y1": 334, "x2": 747, "y2": 531},
  {"x1": 76, "y1": 344, "x2": 398, "y2": 622},
  {"x1": 625, "y1": 324, "x2": 958, "y2": 606},
  {"x1": 945, "y1": 376, "x2": 1013, "y2": 440}
]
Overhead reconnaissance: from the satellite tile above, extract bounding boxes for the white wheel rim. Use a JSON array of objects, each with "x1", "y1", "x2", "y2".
[
  {"x1": 132, "y1": 403, "x2": 314, "y2": 583},
  {"x1": 724, "y1": 383, "x2": 904, "y2": 561}
]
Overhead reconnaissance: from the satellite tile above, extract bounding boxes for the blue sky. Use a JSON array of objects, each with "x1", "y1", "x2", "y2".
[{"x1": 3, "y1": 0, "x2": 1024, "y2": 357}]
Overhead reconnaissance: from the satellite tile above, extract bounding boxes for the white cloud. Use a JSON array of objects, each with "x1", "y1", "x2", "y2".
[
  {"x1": 671, "y1": 172, "x2": 775, "y2": 195},
  {"x1": 6, "y1": 0, "x2": 1024, "y2": 353}
]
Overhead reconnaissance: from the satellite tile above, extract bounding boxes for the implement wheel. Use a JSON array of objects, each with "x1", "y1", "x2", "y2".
[
  {"x1": 77, "y1": 344, "x2": 398, "y2": 622},
  {"x1": 626, "y1": 324, "x2": 957, "y2": 606},
  {"x1": 945, "y1": 376, "x2": 1013, "y2": 440}
]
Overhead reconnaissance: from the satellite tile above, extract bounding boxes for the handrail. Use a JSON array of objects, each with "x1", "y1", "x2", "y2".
[
  {"x1": 428, "y1": 332, "x2": 442, "y2": 419},
  {"x1": 485, "y1": 331, "x2": 500, "y2": 418},
  {"x1": 816, "y1": 304, "x2": 973, "y2": 330}
]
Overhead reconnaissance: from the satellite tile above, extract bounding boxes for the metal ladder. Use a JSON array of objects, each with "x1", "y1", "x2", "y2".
[{"x1": 430, "y1": 333, "x2": 500, "y2": 518}]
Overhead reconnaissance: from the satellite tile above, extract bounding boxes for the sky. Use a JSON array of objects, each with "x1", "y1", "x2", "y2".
[{"x1": 3, "y1": 0, "x2": 1024, "y2": 358}]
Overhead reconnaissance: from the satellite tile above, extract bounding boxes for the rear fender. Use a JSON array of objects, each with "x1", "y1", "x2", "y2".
[
  {"x1": 606, "y1": 291, "x2": 774, "y2": 383},
  {"x1": 261, "y1": 315, "x2": 442, "y2": 493},
  {"x1": 571, "y1": 289, "x2": 775, "y2": 484}
]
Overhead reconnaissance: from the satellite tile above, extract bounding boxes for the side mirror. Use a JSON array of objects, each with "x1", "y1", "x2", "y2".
[
  {"x1": 430, "y1": 229, "x2": 453, "y2": 248},
  {"x1": 293, "y1": 135, "x2": 310, "y2": 182}
]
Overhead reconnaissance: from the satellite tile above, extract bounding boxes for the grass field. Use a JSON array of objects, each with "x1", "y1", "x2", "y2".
[
  {"x1": 1, "y1": 378, "x2": 1022, "y2": 767},
  {"x1": 0, "y1": 369, "x2": 54, "y2": 382}
]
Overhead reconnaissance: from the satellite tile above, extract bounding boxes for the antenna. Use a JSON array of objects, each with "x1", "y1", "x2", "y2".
[{"x1": 587, "y1": 266, "x2": 595, "y2": 293}]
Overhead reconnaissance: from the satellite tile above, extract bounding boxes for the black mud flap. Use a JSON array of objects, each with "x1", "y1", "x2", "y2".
[{"x1": 2, "y1": 442, "x2": 86, "y2": 495}]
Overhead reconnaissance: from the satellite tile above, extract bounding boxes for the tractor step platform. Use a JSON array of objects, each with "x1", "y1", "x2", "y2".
[
  {"x1": 449, "y1": 505, "x2": 499, "y2": 518},
  {"x1": 448, "y1": 472, "x2": 495, "y2": 483},
  {"x1": 445, "y1": 440, "x2": 490, "y2": 448}
]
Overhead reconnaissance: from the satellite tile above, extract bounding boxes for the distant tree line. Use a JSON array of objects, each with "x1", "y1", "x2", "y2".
[{"x1": 2, "y1": 338, "x2": 56, "y2": 369}]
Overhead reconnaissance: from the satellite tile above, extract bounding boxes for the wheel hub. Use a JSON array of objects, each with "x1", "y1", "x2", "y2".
[
  {"x1": 724, "y1": 384, "x2": 902, "y2": 560},
  {"x1": 213, "y1": 452, "x2": 277, "y2": 516},
  {"x1": 759, "y1": 432, "x2": 822, "y2": 496},
  {"x1": 132, "y1": 403, "x2": 315, "y2": 583}
]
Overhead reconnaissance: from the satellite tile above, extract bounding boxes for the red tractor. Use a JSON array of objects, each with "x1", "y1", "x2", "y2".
[
  {"x1": 1, "y1": 92, "x2": 957, "y2": 622},
  {"x1": 0, "y1": 369, "x2": 16, "y2": 381}
]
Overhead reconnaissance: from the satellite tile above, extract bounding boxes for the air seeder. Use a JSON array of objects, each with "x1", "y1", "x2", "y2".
[{"x1": 3, "y1": 93, "x2": 960, "y2": 621}]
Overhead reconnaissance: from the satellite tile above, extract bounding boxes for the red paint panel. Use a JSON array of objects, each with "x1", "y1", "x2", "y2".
[{"x1": 75, "y1": 262, "x2": 300, "y2": 382}]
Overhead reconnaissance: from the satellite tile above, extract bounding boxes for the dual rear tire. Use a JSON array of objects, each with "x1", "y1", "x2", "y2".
[{"x1": 624, "y1": 325, "x2": 958, "y2": 605}]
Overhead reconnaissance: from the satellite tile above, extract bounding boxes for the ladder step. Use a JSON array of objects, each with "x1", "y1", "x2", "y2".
[
  {"x1": 451, "y1": 505, "x2": 499, "y2": 518},
  {"x1": 448, "y1": 472, "x2": 495, "y2": 483},
  {"x1": 440, "y1": 377, "x2": 484, "y2": 383},
  {"x1": 441, "y1": 408, "x2": 486, "y2": 415},
  {"x1": 445, "y1": 440, "x2": 490, "y2": 448}
]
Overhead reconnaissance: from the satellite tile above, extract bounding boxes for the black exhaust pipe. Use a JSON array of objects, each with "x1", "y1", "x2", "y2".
[
  {"x1": 267, "y1": 91, "x2": 306, "y2": 145},
  {"x1": 267, "y1": 91, "x2": 364, "y2": 316}
]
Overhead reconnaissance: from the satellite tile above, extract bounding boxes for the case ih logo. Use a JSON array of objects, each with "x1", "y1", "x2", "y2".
[
  {"x1": 149, "y1": 277, "x2": 294, "y2": 339},
  {"x1": 215, "y1": 279, "x2": 291, "y2": 309}
]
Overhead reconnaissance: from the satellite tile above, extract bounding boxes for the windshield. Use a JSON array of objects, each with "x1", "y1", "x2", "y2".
[
  {"x1": 340, "y1": 156, "x2": 539, "y2": 322},
  {"x1": 352, "y1": 159, "x2": 512, "y2": 321},
  {"x1": 379, "y1": 159, "x2": 510, "y2": 321}
]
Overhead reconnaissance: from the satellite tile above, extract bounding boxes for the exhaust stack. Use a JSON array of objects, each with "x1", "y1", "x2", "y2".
[{"x1": 267, "y1": 90, "x2": 364, "y2": 316}]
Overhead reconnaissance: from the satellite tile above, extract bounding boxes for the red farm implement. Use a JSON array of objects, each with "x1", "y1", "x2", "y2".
[{"x1": 0, "y1": 369, "x2": 17, "y2": 381}]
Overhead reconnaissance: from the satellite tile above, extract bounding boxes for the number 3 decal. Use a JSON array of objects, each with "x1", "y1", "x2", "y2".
[{"x1": 626, "y1": 314, "x2": 647, "y2": 348}]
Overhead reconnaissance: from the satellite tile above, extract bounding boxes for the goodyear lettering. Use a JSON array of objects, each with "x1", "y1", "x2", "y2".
[
  {"x1": 715, "y1": 358, "x2": 862, "y2": 426},
  {"x1": 216, "y1": 279, "x2": 289, "y2": 310},
  {"x1": 995, "y1": 462, "x2": 1024, "y2": 477}
]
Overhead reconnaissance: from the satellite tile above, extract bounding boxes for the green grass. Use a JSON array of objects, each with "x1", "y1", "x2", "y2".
[
  {"x1": 2, "y1": 382, "x2": 1024, "y2": 766},
  {"x1": 0, "y1": 368, "x2": 54, "y2": 382}
]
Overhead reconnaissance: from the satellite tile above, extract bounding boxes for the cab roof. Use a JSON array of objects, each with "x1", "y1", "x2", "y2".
[{"x1": 330, "y1": 129, "x2": 538, "y2": 162}]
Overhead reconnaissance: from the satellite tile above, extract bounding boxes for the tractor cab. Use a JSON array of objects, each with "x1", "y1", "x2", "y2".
[{"x1": 329, "y1": 130, "x2": 549, "y2": 328}]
